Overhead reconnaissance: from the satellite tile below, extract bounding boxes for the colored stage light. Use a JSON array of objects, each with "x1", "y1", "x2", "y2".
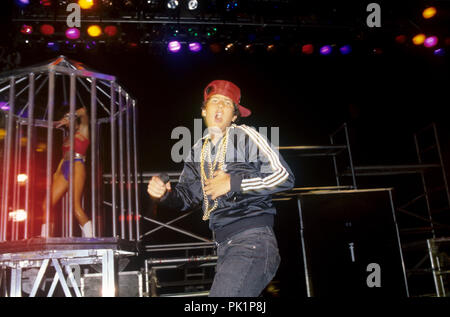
[
  {"x1": 395, "y1": 35, "x2": 407, "y2": 44},
  {"x1": 66, "y1": 27, "x2": 80, "y2": 40},
  {"x1": 15, "y1": 0, "x2": 30, "y2": 7},
  {"x1": 225, "y1": 43, "x2": 235, "y2": 52},
  {"x1": 87, "y1": 25, "x2": 102, "y2": 37},
  {"x1": 168, "y1": 40, "x2": 181, "y2": 52},
  {"x1": 189, "y1": 42, "x2": 202, "y2": 52},
  {"x1": 78, "y1": 0, "x2": 94, "y2": 9},
  {"x1": 85, "y1": 40, "x2": 97, "y2": 50},
  {"x1": 40, "y1": 0, "x2": 52, "y2": 6},
  {"x1": 46, "y1": 42, "x2": 60, "y2": 51},
  {"x1": 40, "y1": 24, "x2": 55, "y2": 36},
  {"x1": 412, "y1": 34, "x2": 426, "y2": 45},
  {"x1": 104, "y1": 25, "x2": 118, "y2": 37},
  {"x1": 339, "y1": 45, "x2": 352, "y2": 55},
  {"x1": 266, "y1": 44, "x2": 276, "y2": 53},
  {"x1": 17, "y1": 174, "x2": 28, "y2": 183},
  {"x1": 320, "y1": 45, "x2": 332, "y2": 55},
  {"x1": 302, "y1": 44, "x2": 314, "y2": 54},
  {"x1": 9, "y1": 209, "x2": 27, "y2": 222},
  {"x1": 167, "y1": 0, "x2": 179, "y2": 9},
  {"x1": 422, "y1": 7, "x2": 437, "y2": 19},
  {"x1": 0, "y1": 102, "x2": 9, "y2": 111},
  {"x1": 424, "y1": 36, "x2": 438, "y2": 48},
  {"x1": 20, "y1": 25, "x2": 33, "y2": 35},
  {"x1": 434, "y1": 48, "x2": 445, "y2": 56}
]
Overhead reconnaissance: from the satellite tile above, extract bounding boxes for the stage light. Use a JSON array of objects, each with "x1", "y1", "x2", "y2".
[
  {"x1": 412, "y1": 34, "x2": 426, "y2": 45},
  {"x1": 104, "y1": 25, "x2": 118, "y2": 37},
  {"x1": 372, "y1": 47, "x2": 383, "y2": 55},
  {"x1": 395, "y1": 35, "x2": 407, "y2": 44},
  {"x1": 85, "y1": 40, "x2": 97, "y2": 50},
  {"x1": 434, "y1": 48, "x2": 445, "y2": 56},
  {"x1": 15, "y1": 0, "x2": 30, "y2": 7},
  {"x1": 339, "y1": 45, "x2": 352, "y2": 55},
  {"x1": 320, "y1": 45, "x2": 332, "y2": 55},
  {"x1": 87, "y1": 25, "x2": 102, "y2": 37},
  {"x1": 422, "y1": 7, "x2": 437, "y2": 19},
  {"x1": 20, "y1": 25, "x2": 33, "y2": 35},
  {"x1": 302, "y1": 44, "x2": 314, "y2": 54},
  {"x1": 17, "y1": 174, "x2": 28, "y2": 183},
  {"x1": 0, "y1": 102, "x2": 9, "y2": 111},
  {"x1": 225, "y1": 43, "x2": 235, "y2": 52},
  {"x1": 225, "y1": 0, "x2": 239, "y2": 12},
  {"x1": 9, "y1": 209, "x2": 27, "y2": 222},
  {"x1": 78, "y1": 0, "x2": 94, "y2": 9},
  {"x1": 167, "y1": 40, "x2": 181, "y2": 52},
  {"x1": 424, "y1": 36, "x2": 438, "y2": 48},
  {"x1": 189, "y1": 42, "x2": 202, "y2": 52},
  {"x1": 40, "y1": 24, "x2": 55, "y2": 36},
  {"x1": 167, "y1": 0, "x2": 179, "y2": 9},
  {"x1": 46, "y1": 42, "x2": 60, "y2": 51},
  {"x1": 40, "y1": 0, "x2": 52, "y2": 6},
  {"x1": 188, "y1": 0, "x2": 198, "y2": 10},
  {"x1": 266, "y1": 44, "x2": 276, "y2": 53},
  {"x1": 66, "y1": 27, "x2": 80, "y2": 40}
]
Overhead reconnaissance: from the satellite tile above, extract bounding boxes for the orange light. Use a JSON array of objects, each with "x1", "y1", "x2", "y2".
[
  {"x1": 17, "y1": 174, "x2": 28, "y2": 183},
  {"x1": 9, "y1": 210, "x2": 27, "y2": 222},
  {"x1": 422, "y1": 7, "x2": 437, "y2": 19},
  {"x1": 412, "y1": 34, "x2": 426, "y2": 45},
  {"x1": 87, "y1": 25, "x2": 102, "y2": 37},
  {"x1": 78, "y1": 0, "x2": 94, "y2": 9}
]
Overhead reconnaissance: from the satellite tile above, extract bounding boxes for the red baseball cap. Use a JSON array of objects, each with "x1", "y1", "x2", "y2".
[{"x1": 203, "y1": 80, "x2": 251, "y2": 117}]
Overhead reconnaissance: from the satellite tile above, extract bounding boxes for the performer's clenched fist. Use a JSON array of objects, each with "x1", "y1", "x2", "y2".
[{"x1": 147, "y1": 176, "x2": 171, "y2": 199}]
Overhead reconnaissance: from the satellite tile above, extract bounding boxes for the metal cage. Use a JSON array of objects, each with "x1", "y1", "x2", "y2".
[{"x1": 0, "y1": 56, "x2": 140, "y2": 241}]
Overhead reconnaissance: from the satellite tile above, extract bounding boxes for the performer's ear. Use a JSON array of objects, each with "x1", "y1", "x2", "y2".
[{"x1": 201, "y1": 108, "x2": 206, "y2": 117}]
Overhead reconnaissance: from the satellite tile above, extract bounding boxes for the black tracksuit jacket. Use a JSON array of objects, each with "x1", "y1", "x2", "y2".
[{"x1": 160, "y1": 124, "x2": 295, "y2": 242}]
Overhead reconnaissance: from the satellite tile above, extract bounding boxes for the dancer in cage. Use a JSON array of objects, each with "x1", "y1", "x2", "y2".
[{"x1": 41, "y1": 106, "x2": 93, "y2": 237}]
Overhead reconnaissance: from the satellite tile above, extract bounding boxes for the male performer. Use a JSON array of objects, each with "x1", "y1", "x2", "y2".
[{"x1": 147, "y1": 80, "x2": 294, "y2": 297}]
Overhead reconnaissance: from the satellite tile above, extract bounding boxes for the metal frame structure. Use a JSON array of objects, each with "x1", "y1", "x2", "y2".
[
  {"x1": 338, "y1": 122, "x2": 450, "y2": 296},
  {"x1": 0, "y1": 56, "x2": 140, "y2": 296}
]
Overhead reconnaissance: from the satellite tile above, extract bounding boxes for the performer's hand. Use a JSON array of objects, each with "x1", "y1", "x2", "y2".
[
  {"x1": 147, "y1": 176, "x2": 171, "y2": 199},
  {"x1": 55, "y1": 117, "x2": 69, "y2": 128},
  {"x1": 204, "y1": 170, "x2": 231, "y2": 200}
]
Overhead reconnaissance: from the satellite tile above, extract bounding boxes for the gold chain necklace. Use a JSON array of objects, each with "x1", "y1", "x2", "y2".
[{"x1": 200, "y1": 128, "x2": 229, "y2": 220}]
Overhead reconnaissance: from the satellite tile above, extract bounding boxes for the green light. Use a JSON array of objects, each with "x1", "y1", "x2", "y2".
[
  {"x1": 194, "y1": 32, "x2": 198, "y2": 36},
  {"x1": 207, "y1": 32, "x2": 211, "y2": 37}
]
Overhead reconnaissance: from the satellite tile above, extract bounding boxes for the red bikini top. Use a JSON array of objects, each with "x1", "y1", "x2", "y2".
[{"x1": 62, "y1": 132, "x2": 90, "y2": 156}]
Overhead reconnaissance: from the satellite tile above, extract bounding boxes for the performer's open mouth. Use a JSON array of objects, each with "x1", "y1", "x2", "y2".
[{"x1": 214, "y1": 112, "x2": 223, "y2": 123}]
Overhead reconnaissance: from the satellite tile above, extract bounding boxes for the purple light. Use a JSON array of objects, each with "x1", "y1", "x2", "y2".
[
  {"x1": 339, "y1": 45, "x2": 352, "y2": 55},
  {"x1": 188, "y1": 42, "x2": 202, "y2": 52},
  {"x1": 0, "y1": 102, "x2": 10, "y2": 111},
  {"x1": 168, "y1": 41, "x2": 181, "y2": 53},
  {"x1": 65, "y1": 28, "x2": 80, "y2": 40},
  {"x1": 320, "y1": 45, "x2": 332, "y2": 55},
  {"x1": 15, "y1": 0, "x2": 30, "y2": 7},
  {"x1": 434, "y1": 48, "x2": 445, "y2": 56},
  {"x1": 424, "y1": 36, "x2": 438, "y2": 48}
]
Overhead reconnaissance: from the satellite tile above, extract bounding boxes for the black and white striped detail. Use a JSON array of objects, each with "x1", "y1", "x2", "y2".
[{"x1": 236, "y1": 124, "x2": 289, "y2": 192}]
